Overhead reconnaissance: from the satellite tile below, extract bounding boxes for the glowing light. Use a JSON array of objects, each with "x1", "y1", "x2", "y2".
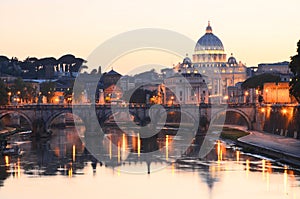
[
  {"x1": 121, "y1": 133, "x2": 127, "y2": 161},
  {"x1": 5, "y1": 156, "x2": 9, "y2": 166},
  {"x1": 262, "y1": 159, "x2": 266, "y2": 180},
  {"x1": 122, "y1": 133, "x2": 126, "y2": 153},
  {"x1": 17, "y1": 158, "x2": 21, "y2": 178},
  {"x1": 109, "y1": 138, "x2": 112, "y2": 160},
  {"x1": 223, "y1": 95, "x2": 229, "y2": 100},
  {"x1": 282, "y1": 109, "x2": 287, "y2": 114},
  {"x1": 68, "y1": 168, "x2": 73, "y2": 178},
  {"x1": 246, "y1": 159, "x2": 250, "y2": 178},
  {"x1": 68, "y1": 163, "x2": 73, "y2": 178},
  {"x1": 171, "y1": 162, "x2": 175, "y2": 175},
  {"x1": 236, "y1": 150, "x2": 240, "y2": 163},
  {"x1": 137, "y1": 133, "x2": 141, "y2": 157},
  {"x1": 166, "y1": 135, "x2": 169, "y2": 161},
  {"x1": 117, "y1": 168, "x2": 121, "y2": 176},
  {"x1": 210, "y1": 165, "x2": 216, "y2": 178},
  {"x1": 117, "y1": 142, "x2": 121, "y2": 163},
  {"x1": 261, "y1": 108, "x2": 265, "y2": 113},
  {"x1": 72, "y1": 145, "x2": 76, "y2": 162},
  {"x1": 216, "y1": 140, "x2": 223, "y2": 162}
]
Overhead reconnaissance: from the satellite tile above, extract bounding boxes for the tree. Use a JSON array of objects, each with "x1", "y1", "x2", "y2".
[
  {"x1": 36, "y1": 57, "x2": 57, "y2": 79},
  {"x1": 0, "y1": 79, "x2": 8, "y2": 105},
  {"x1": 11, "y1": 78, "x2": 36, "y2": 103},
  {"x1": 241, "y1": 73, "x2": 280, "y2": 89},
  {"x1": 40, "y1": 81, "x2": 56, "y2": 103},
  {"x1": 58, "y1": 54, "x2": 85, "y2": 77},
  {"x1": 289, "y1": 40, "x2": 300, "y2": 103}
]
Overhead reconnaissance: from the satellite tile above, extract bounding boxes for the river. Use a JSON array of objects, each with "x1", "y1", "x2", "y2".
[{"x1": 0, "y1": 126, "x2": 299, "y2": 199}]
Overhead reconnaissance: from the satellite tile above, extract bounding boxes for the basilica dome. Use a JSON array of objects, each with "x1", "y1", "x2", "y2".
[
  {"x1": 193, "y1": 22, "x2": 227, "y2": 64},
  {"x1": 194, "y1": 23, "x2": 224, "y2": 52}
]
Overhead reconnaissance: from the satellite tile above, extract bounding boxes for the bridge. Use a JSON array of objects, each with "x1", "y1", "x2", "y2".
[{"x1": 0, "y1": 103, "x2": 262, "y2": 136}]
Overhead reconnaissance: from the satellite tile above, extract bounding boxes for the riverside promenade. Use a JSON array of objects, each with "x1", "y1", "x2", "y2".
[{"x1": 232, "y1": 126, "x2": 300, "y2": 167}]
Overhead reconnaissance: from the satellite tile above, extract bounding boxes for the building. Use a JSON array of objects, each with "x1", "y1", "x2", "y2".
[
  {"x1": 102, "y1": 69, "x2": 122, "y2": 89},
  {"x1": 256, "y1": 61, "x2": 292, "y2": 83},
  {"x1": 164, "y1": 72, "x2": 209, "y2": 104},
  {"x1": 263, "y1": 82, "x2": 294, "y2": 104},
  {"x1": 174, "y1": 22, "x2": 247, "y2": 102},
  {"x1": 257, "y1": 61, "x2": 290, "y2": 75},
  {"x1": 104, "y1": 84, "x2": 123, "y2": 103}
]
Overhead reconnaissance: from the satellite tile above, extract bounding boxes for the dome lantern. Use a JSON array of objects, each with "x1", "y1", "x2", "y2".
[{"x1": 206, "y1": 21, "x2": 212, "y2": 33}]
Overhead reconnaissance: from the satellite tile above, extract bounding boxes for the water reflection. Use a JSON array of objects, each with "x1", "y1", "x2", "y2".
[{"x1": 0, "y1": 126, "x2": 299, "y2": 199}]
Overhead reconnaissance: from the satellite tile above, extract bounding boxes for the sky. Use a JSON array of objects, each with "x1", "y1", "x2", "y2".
[{"x1": 1, "y1": 0, "x2": 300, "y2": 74}]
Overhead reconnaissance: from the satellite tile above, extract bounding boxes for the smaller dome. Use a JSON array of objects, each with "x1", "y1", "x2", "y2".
[
  {"x1": 183, "y1": 56, "x2": 192, "y2": 65},
  {"x1": 228, "y1": 54, "x2": 237, "y2": 66}
]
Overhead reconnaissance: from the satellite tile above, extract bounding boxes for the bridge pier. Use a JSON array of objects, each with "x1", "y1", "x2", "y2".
[{"x1": 32, "y1": 119, "x2": 51, "y2": 138}]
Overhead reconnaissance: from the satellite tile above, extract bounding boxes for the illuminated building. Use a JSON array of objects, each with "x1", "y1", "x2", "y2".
[
  {"x1": 164, "y1": 72, "x2": 209, "y2": 104},
  {"x1": 263, "y1": 82, "x2": 295, "y2": 104},
  {"x1": 174, "y1": 22, "x2": 247, "y2": 102}
]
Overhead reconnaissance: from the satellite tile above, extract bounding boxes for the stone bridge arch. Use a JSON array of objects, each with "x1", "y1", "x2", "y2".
[
  {"x1": 97, "y1": 108, "x2": 141, "y2": 124},
  {"x1": 148, "y1": 107, "x2": 198, "y2": 125},
  {"x1": 0, "y1": 110, "x2": 33, "y2": 129},
  {"x1": 211, "y1": 108, "x2": 252, "y2": 130},
  {"x1": 45, "y1": 110, "x2": 86, "y2": 130}
]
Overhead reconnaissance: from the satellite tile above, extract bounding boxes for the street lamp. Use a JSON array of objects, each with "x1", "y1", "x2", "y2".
[
  {"x1": 7, "y1": 92, "x2": 11, "y2": 105},
  {"x1": 171, "y1": 96, "x2": 174, "y2": 105},
  {"x1": 17, "y1": 91, "x2": 21, "y2": 104}
]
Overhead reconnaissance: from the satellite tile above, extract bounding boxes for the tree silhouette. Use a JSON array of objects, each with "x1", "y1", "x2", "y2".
[
  {"x1": 289, "y1": 40, "x2": 300, "y2": 102},
  {"x1": 0, "y1": 79, "x2": 8, "y2": 105},
  {"x1": 11, "y1": 78, "x2": 36, "y2": 103},
  {"x1": 40, "y1": 81, "x2": 56, "y2": 103},
  {"x1": 58, "y1": 54, "x2": 85, "y2": 77}
]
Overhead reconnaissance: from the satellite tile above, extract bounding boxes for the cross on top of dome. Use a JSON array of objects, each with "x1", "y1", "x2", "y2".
[{"x1": 206, "y1": 21, "x2": 212, "y2": 33}]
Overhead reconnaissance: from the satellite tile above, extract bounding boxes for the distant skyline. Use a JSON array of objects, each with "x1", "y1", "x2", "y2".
[{"x1": 1, "y1": 0, "x2": 300, "y2": 73}]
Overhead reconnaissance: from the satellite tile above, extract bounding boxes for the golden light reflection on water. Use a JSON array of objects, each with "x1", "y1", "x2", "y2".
[
  {"x1": 5, "y1": 155, "x2": 9, "y2": 167},
  {"x1": 171, "y1": 162, "x2": 175, "y2": 175},
  {"x1": 262, "y1": 159, "x2": 266, "y2": 180},
  {"x1": 216, "y1": 140, "x2": 222, "y2": 163},
  {"x1": 16, "y1": 158, "x2": 21, "y2": 178},
  {"x1": 210, "y1": 164, "x2": 216, "y2": 179},
  {"x1": 165, "y1": 135, "x2": 169, "y2": 161},
  {"x1": 246, "y1": 159, "x2": 250, "y2": 178},
  {"x1": 137, "y1": 133, "x2": 141, "y2": 157},
  {"x1": 121, "y1": 133, "x2": 128, "y2": 161},
  {"x1": 117, "y1": 168, "x2": 121, "y2": 176},
  {"x1": 236, "y1": 150, "x2": 240, "y2": 163},
  {"x1": 68, "y1": 167, "x2": 73, "y2": 178},
  {"x1": 72, "y1": 145, "x2": 76, "y2": 162},
  {"x1": 1, "y1": 128, "x2": 300, "y2": 199},
  {"x1": 216, "y1": 140, "x2": 226, "y2": 162},
  {"x1": 117, "y1": 142, "x2": 121, "y2": 163},
  {"x1": 109, "y1": 135, "x2": 112, "y2": 159},
  {"x1": 122, "y1": 133, "x2": 126, "y2": 153}
]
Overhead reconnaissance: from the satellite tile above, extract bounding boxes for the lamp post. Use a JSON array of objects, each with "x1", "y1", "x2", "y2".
[
  {"x1": 7, "y1": 92, "x2": 11, "y2": 105},
  {"x1": 171, "y1": 96, "x2": 174, "y2": 105},
  {"x1": 16, "y1": 91, "x2": 21, "y2": 104}
]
